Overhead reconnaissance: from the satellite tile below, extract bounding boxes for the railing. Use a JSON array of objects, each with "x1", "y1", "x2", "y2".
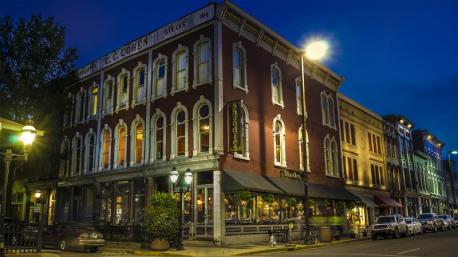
[{"x1": 3, "y1": 222, "x2": 42, "y2": 254}]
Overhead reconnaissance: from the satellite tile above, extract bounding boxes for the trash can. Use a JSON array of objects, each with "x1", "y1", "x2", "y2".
[{"x1": 320, "y1": 226, "x2": 332, "y2": 243}]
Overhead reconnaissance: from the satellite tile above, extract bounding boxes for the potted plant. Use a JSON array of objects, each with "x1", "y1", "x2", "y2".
[{"x1": 144, "y1": 192, "x2": 179, "y2": 251}]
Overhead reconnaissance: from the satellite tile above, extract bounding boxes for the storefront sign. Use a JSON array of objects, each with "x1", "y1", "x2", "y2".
[
  {"x1": 78, "y1": 4, "x2": 215, "y2": 79},
  {"x1": 280, "y1": 168, "x2": 302, "y2": 180},
  {"x1": 228, "y1": 100, "x2": 242, "y2": 153}
]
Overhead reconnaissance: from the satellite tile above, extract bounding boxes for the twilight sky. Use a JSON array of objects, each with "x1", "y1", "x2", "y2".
[{"x1": 2, "y1": 0, "x2": 457, "y2": 156}]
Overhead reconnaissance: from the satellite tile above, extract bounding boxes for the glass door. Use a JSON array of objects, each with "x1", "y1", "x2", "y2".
[{"x1": 195, "y1": 185, "x2": 213, "y2": 238}]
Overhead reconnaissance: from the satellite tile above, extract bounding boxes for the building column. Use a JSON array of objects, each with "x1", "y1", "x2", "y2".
[
  {"x1": 418, "y1": 197, "x2": 422, "y2": 215},
  {"x1": 213, "y1": 170, "x2": 224, "y2": 245},
  {"x1": 145, "y1": 177, "x2": 156, "y2": 207},
  {"x1": 403, "y1": 195, "x2": 408, "y2": 217},
  {"x1": 94, "y1": 183, "x2": 101, "y2": 222}
]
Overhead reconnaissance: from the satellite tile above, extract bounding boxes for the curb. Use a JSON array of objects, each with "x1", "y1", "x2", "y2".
[{"x1": 133, "y1": 249, "x2": 194, "y2": 257}]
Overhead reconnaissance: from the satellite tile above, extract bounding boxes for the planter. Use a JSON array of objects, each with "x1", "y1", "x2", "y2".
[{"x1": 150, "y1": 238, "x2": 170, "y2": 251}]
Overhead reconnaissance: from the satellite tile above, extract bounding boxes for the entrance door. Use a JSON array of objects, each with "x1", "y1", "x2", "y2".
[{"x1": 195, "y1": 185, "x2": 213, "y2": 238}]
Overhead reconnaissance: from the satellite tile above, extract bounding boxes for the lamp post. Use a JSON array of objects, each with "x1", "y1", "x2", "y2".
[
  {"x1": 169, "y1": 167, "x2": 193, "y2": 250},
  {"x1": 300, "y1": 39, "x2": 329, "y2": 244},
  {"x1": 0, "y1": 119, "x2": 36, "y2": 257},
  {"x1": 447, "y1": 150, "x2": 458, "y2": 215}
]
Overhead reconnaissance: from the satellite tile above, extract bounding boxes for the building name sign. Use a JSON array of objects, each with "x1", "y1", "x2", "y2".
[
  {"x1": 78, "y1": 4, "x2": 214, "y2": 79},
  {"x1": 280, "y1": 168, "x2": 303, "y2": 180}
]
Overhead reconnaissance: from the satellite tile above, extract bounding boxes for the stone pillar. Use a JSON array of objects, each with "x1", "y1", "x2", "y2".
[
  {"x1": 418, "y1": 197, "x2": 423, "y2": 215},
  {"x1": 403, "y1": 196, "x2": 408, "y2": 217},
  {"x1": 213, "y1": 170, "x2": 225, "y2": 245}
]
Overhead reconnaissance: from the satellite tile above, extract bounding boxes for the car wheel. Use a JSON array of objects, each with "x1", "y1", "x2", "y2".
[{"x1": 59, "y1": 240, "x2": 66, "y2": 251}]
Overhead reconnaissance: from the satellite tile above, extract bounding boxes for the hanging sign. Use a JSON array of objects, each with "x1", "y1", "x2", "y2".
[{"x1": 228, "y1": 100, "x2": 243, "y2": 153}]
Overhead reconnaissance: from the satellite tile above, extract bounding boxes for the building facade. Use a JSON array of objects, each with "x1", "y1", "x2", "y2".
[{"x1": 46, "y1": 2, "x2": 360, "y2": 244}]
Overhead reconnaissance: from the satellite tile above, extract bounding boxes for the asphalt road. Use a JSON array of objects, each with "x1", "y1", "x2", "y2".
[{"x1": 250, "y1": 228, "x2": 458, "y2": 257}]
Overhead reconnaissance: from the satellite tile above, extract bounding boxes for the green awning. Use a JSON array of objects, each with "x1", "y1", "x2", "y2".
[
  {"x1": 308, "y1": 183, "x2": 359, "y2": 201},
  {"x1": 223, "y1": 170, "x2": 283, "y2": 194},
  {"x1": 351, "y1": 192, "x2": 378, "y2": 208},
  {"x1": 268, "y1": 176, "x2": 305, "y2": 196}
]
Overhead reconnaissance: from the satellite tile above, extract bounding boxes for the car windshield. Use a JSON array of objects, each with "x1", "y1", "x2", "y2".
[
  {"x1": 418, "y1": 214, "x2": 433, "y2": 219},
  {"x1": 377, "y1": 217, "x2": 395, "y2": 223}
]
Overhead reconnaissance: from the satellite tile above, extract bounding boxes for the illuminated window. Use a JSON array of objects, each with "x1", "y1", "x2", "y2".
[
  {"x1": 103, "y1": 77, "x2": 114, "y2": 114},
  {"x1": 153, "y1": 55, "x2": 167, "y2": 99},
  {"x1": 115, "y1": 121, "x2": 128, "y2": 168},
  {"x1": 194, "y1": 37, "x2": 211, "y2": 85},
  {"x1": 193, "y1": 97, "x2": 213, "y2": 155},
  {"x1": 271, "y1": 64, "x2": 283, "y2": 106},
  {"x1": 151, "y1": 110, "x2": 166, "y2": 162},
  {"x1": 273, "y1": 115, "x2": 286, "y2": 166},
  {"x1": 234, "y1": 103, "x2": 250, "y2": 160},
  {"x1": 233, "y1": 42, "x2": 247, "y2": 91},
  {"x1": 344, "y1": 156, "x2": 358, "y2": 181},
  {"x1": 101, "y1": 127, "x2": 111, "y2": 169},
  {"x1": 130, "y1": 116, "x2": 144, "y2": 165},
  {"x1": 171, "y1": 103, "x2": 188, "y2": 159}
]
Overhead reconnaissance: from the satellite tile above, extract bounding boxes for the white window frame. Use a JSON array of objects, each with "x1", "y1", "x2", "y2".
[
  {"x1": 170, "y1": 102, "x2": 189, "y2": 159},
  {"x1": 150, "y1": 109, "x2": 167, "y2": 163},
  {"x1": 84, "y1": 129, "x2": 97, "y2": 174},
  {"x1": 171, "y1": 44, "x2": 189, "y2": 95},
  {"x1": 103, "y1": 75, "x2": 115, "y2": 115},
  {"x1": 152, "y1": 54, "x2": 168, "y2": 100},
  {"x1": 132, "y1": 62, "x2": 147, "y2": 106},
  {"x1": 114, "y1": 119, "x2": 128, "y2": 169},
  {"x1": 273, "y1": 114, "x2": 286, "y2": 167},
  {"x1": 116, "y1": 69, "x2": 130, "y2": 112},
  {"x1": 87, "y1": 82, "x2": 99, "y2": 120},
  {"x1": 295, "y1": 77, "x2": 303, "y2": 115},
  {"x1": 232, "y1": 41, "x2": 248, "y2": 93},
  {"x1": 193, "y1": 36, "x2": 212, "y2": 87},
  {"x1": 320, "y1": 91, "x2": 336, "y2": 129},
  {"x1": 234, "y1": 101, "x2": 250, "y2": 160},
  {"x1": 271, "y1": 63, "x2": 284, "y2": 107},
  {"x1": 71, "y1": 132, "x2": 83, "y2": 176},
  {"x1": 324, "y1": 135, "x2": 339, "y2": 178},
  {"x1": 99, "y1": 124, "x2": 112, "y2": 171},
  {"x1": 130, "y1": 114, "x2": 145, "y2": 166},
  {"x1": 192, "y1": 95, "x2": 213, "y2": 156}
]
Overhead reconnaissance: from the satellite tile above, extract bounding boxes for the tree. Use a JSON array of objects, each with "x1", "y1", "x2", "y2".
[{"x1": 0, "y1": 15, "x2": 77, "y2": 180}]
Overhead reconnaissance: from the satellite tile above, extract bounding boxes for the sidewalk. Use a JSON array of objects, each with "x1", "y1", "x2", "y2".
[{"x1": 103, "y1": 238, "x2": 365, "y2": 257}]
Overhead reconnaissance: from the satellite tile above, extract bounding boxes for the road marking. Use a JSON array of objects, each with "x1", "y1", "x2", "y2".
[{"x1": 397, "y1": 248, "x2": 420, "y2": 255}]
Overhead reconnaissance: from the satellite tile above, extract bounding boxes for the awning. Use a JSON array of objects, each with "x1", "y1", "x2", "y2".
[
  {"x1": 351, "y1": 192, "x2": 378, "y2": 208},
  {"x1": 268, "y1": 177, "x2": 305, "y2": 196},
  {"x1": 308, "y1": 183, "x2": 360, "y2": 201},
  {"x1": 374, "y1": 195, "x2": 403, "y2": 208},
  {"x1": 223, "y1": 170, "x2": 283, "y2": 194}
]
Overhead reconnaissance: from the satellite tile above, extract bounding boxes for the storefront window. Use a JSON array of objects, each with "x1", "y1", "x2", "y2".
[
  {"x1": 115, "y1": 181, "x2": 129, "y2": 225},
  {"x1": 133, "y1": 179, "x2": 145, "y2": 224}
]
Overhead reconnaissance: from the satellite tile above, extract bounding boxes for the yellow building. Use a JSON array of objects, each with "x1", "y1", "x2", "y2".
[{"x1": 338, "y1": 94, "x2": 399, "y2": 230}]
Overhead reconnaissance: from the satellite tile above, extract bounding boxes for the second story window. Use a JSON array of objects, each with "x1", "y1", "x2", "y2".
[
  {"x1": 103, "y1": 77, "x2": 114, "y2": 114},
  {"x1": 340, "y1": 119, "x2": 356, "y2": 145},
  {"x1": 117, "y1": 71, "x2": 130, "y2": 111},
  {"x1": 133, "y1": 66, "x2": 146, "y2": 105},
  {"x1": 273, "y1": 116, "x2": 286, "y2": 167},
  {"x1": 371, "y1": 163, "x2": 384, "y2": 186},
  {"x1": 232, "y1": 42, "x2": 247, "y2": 91},
  {"x1": 344, "y1": 156, "x2": 358, "y2": 182},
  {"x1": 321, "y1": 91, "x2": 336, "y2": 128},
  {"x1": 271, "y1": 63, "x2": 283, "y2": 106},
  {"x1": 194, "y1": 37, "x2": 211, "y2": 85},
  {"x1": 324, "y1": 135, "x2": 339, "y2": 177},
  {"x1": 368, "y1": 132, "x2": 382, "y2": 154},
  {"x1": 153, "y1": 55, "x2": 167, "y2": 99},
  {"x1": 89, "y1": 85, "x2": 99, "y2": 118},
  {"x1": 172, "y1": 45, "x2": 189, "y2": 94}
]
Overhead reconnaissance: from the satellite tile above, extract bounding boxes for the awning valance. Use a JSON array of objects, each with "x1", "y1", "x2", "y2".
[
  {"x1": 268, "y1": 176, "x2": 305, "y2": 196},
  {"x1": 351, "y1": 192, "x2": 378, "y2": 208},
  {"x1": 308, "y1": 183, "x2": 360, "y2": 201},
  {"x1": 374, "y1": 195, "x2": 403, "y2": 208},
  {"x1": 223, "y1": 170, "x2": 283, "y2": 194}
]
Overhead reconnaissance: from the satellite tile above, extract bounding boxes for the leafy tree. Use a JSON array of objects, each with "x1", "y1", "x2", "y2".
[
  {"x1": 0, "y1": 15, "x2": 77, "y2": 180},
  {"x1": 144, "y1": 192, "x2": 180, "y2": 241}
]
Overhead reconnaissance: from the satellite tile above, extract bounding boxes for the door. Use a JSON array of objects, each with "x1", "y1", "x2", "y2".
[{"x1": 195, "y1": 185, "x2": 213, "y2": 238}]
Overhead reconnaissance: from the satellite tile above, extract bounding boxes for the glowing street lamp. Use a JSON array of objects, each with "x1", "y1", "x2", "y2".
[{"x1": 304, "y1": 39, "x2": 330, "y2": 61}]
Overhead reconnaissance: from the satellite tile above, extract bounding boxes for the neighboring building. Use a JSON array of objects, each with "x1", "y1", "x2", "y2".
[
  {"x1": 40, "y1": 2, "x2": 360, "y2": 244},
  {"x1": 383, "y1": 115, "x2": 417, "y2": 217},
  {"x1": 442, "y1": 159, "x2": 457, "y2": 215},
  {"x1": 338, "y1": 94, "x2": 400, "y2": 230},
  {"x1": 412, "y1": 129, "x2": 447, "y2": 214}
]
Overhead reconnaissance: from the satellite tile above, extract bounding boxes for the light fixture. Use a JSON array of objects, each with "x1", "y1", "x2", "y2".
[
  {"x1": 170, "y1": 166, "x2": 179, "y2": 184},
  {"x1": 21, "y1": 121, "x2": 36, "y2": 147},
  {"x1": 304, "y1": 39, "x2": 329, "y2": 61},
  {"x1": 184, "y1": 168, "x2": 193, "y2": 185},
  {"x1": 450, "y1": 150, "x2": 458, "y2": 155},
  {"x1": 34, "y1": 190, "x2": 42, "y2": 199},
  {"x1": 399, "y1": 119, "x2": 405, "y2": 124}
]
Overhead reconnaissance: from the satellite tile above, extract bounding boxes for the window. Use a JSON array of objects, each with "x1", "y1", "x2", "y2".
[
  {"x1": 74, "y1": 91, "x2": 83, "y2": 123},
  {"x1": 117, "y1": 71, "x2": 130, "y2": 110},
  {"x1": 234, "y1": 102, "x2": 250, "y2": 160},
  {"x1": 299, "y1": 126, "x2": 310, "y2": 172},
  {"x1": 232, "y1": 42, "x2": 247, "y2": 91},
  {"x1": 72, "y1": 134, "x2": 83, "y2": 175},
  {"x1": 85, "y1": 132, "x2": 96, "y2": 173},
  {"x1": 152, "y1": 55, "x2": 167, "y2": 99},
  {"x1": 101, "y1": 126, "x2": 111, "y2": 170},
  {"x1": 88, "y1": 84, "x2": 99, "y2": 118},
  {"x1": 371, "y1": 164, "x2": 384, "y2": 186},
  {"x1": 115, "y1": 120, "x2": 128, "y2": 168},
  {"x1": 133, "y1": 65, "x2": 146, "y2": 105},
  {"x1": 193, "y1": 97, "x2": 213, "y2": 155},
  {"x1": 340, "y1": 119, "x2": 356, "y2": 145},
  {"x1": 130, "y1": 116, "x2": 144, "y2": 165},
  {"x1": 103, "y1": 77, "x2": 114, "y2": 114},
  {"x1": 171, "y1": 103, "x2": 188, "y2": 159},
  {"x1": 368, "y1": 132, "x2": 382, "y2": 155},
  {"x1": 60, "y1": 138, "x2": 71, "y2": 177},
  {"x1": 194, "y1": 37, "x2": 211, "y2": 85},
  {"x1": 63, "y1": 94, "x2": 73, "y2": 127},
  {"x1": 172, "y1": 45, "x2": 189, "y2": 94},
  {"x1": 296, "y1": 78, "x2": 303, "y2": 115},
  {"x1": 273, "y1": 115, "x2": 286, "y2": 166},
  {"x1": 324, "y1": 135, "x2": 339, "y2": 177},
  {"x1": 151, "y1": 110, "x2": 166, "y2": 162},
  {"x1": 343, "y1": 156, "x2": 358, "y2": 181},
  {"x1": 271, "y1": 63, "x2": 283, "y2": 106},
  {"x1": 321, "y1": 92, "x2": 336, "y2": 128}
]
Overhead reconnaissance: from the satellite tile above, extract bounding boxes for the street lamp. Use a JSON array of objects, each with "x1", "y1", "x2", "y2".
[
  {"x1": 447, "y1": 150, "x2": 458, "y2": 215},
  {"x1": 169, "y1": 167, "x2": 193, "y2": 250},
  {"x1": 300, "y1": 39, "x2": 329, "y2": 244}
]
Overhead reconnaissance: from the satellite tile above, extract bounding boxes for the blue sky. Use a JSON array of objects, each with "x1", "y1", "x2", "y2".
[{"x1": 1, "y1": 0, "x2": 457, "y2": 158}]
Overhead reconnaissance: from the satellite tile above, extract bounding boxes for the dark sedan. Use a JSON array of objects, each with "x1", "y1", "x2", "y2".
[{"x1": 42, "y1": 222, "x2": 104, "y2": 252}]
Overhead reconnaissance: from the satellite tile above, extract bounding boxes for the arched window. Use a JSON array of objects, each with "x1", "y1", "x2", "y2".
[
  {"x1": 324, "y1": 135, "x2": 339, "y2": 177},
  {"x1": 101, "y1": 126, "x2": 112, "y2": 170},
  {"x1": 234, "y1": 103, "x2": 250, "y2": 159},
  {"x1": 88, "y1": 84, "x2": 99, "y2": 118},
  {"x1": 72, "y1": 134, "x2": 83, "y2": 175},
  {"x1": 85, "y1": 132, "x2": 96, "y2": 173},
  {"x1": 60, "y1": 138, "x2": 71, "y2": 177},
  {"x1": 117, "y1": 70, "x2": 130, "y2": 111},
  {"x1": 194, "y1": 37, "x2": 212, "y2": 85},
  {"x1": 103, "y1": 76, "x2": 114, "y2": 115},
  {"x1": 321, "y1": 91, "x2": 336, "y2": 128},
  {"x1": 133, "y1": 63, "x2": 146, "y2": 105},
  {"x1": 330, "y1": 139, "x2": 339, "y2": 176},
  {"x1": 171, "y1": 103, "x2": 188, "y2": 159},
  {"x1": 193, "y1": 96, "x2": 213, "y2": 155},
  {"x1": 273, "y1": 115, "x2": 286, "y2": 166},
  {"x1": 130, "y1": 115, "x2": 145, "y2": 165},
  {"x1": 152, "y1": 55, "x2": 167, "y2": 99},
  {"x1": 271, "y1": 63, "x2": 283, "y2": 106},
  {"x1": 151, "y1": 110, "x2": 166, "y2": 162},
  {"x1": 233, "y1": 42, "x2": 247, "y2": 91},
  {"x1": 115, "y1": 120, "x2": 128, "y2": 168},
  {"x1": 172, "y1": 45, "x2": 189, "y2": 94},
  {"x1": 299, "y1": 126, "x2": 310, "y2": 172}
]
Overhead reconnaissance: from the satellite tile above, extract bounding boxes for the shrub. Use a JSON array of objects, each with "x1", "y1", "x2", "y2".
[{"x1": 144, "y1": 192, "x2": 180, "y2": 241}]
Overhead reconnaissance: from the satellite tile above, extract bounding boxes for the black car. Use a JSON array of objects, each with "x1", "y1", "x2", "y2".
[
  {"x1": 417, "y1": 213, "x2": 439, "y2": 232},
  {"x1": 42, "y1": 222, "x2": 105, "y2": 252}
]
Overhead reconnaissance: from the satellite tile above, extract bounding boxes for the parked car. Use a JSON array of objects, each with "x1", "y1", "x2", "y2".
[
  {"x1": 438, "y1": 215, "x2": 456, "y2": 229},
  {"x1": 417, "y1": 213, "x2": 440, "y2": 233},
  {"x1": 371, "y1": 215, "x2": 408, "y2": 240},
  {"x1": 42, "y1": 222, "x2": 104, "y2": 252},
  {"x1": 436, "y1": 215, "x2": 451, "y2": 231},
  {"x1": 403, "y1": 217, "x2": 422, "y2": 236}
]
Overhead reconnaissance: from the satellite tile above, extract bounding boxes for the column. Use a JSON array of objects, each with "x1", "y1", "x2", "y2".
[
  {"x1": 418, "y1": 197, "x2": 422, "y2": 215},
  {"x1": 403, "y1": 196, "x2": 408, "y2": 217},
  {"x1": 213, "y1": 170, "x2": 225, "y2": 245},
  {"x1": 145, "y1": 177, "x2": 156, "y2": 207},
  {"x1": 94, "y1": 183, "x2": 101, "y2": 222}
]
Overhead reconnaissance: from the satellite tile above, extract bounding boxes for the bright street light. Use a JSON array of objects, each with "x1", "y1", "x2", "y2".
[
  {"x1": 304, "y1": 39, "x2": 329, "y2": 61},
  {"x1": 170, "y1": 167, "x2": 179, "y2": 184},
  {"x1": 21, "y1": 124, "x2": 36, "y2": 146},
  {"x1": 450, "y1": 150, "x2": 458, "y2": 155},
  {"x1": 34, "y1": 190, "x2": 42, "y2": 199}
]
